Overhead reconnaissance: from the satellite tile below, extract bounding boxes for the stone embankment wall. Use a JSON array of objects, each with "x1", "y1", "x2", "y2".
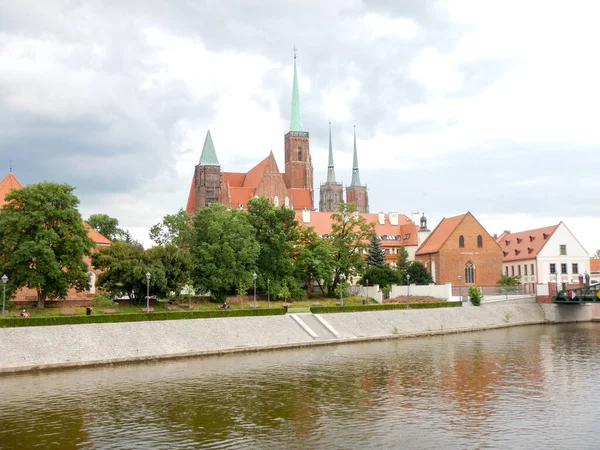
[{"x1": 0, "y1": 304, "x2": 592, "y2": 374}]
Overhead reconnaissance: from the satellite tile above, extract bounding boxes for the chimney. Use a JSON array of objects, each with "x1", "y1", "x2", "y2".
[
  {"x1": 411, "y1": 212, "x2": 420, "y2": 225},
  {"x1": 378, "y1": 212, "x2": 385, "y2": 225},
  {"x1": 302, "y1": 209, "x2": 310, "y2": 224},
  {"x1": 389, "y1": 212, "x2": 398, "y2": 226}
]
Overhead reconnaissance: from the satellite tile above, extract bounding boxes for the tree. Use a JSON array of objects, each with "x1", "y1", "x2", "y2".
[
  {"x1": 247, "y1": 198, "x2": 303, "y2": 300},
  {"x1": 294, "y1": 227, "x2": 336, "y2": 297},
  {"x1": 396, "y1": 246, "x2": 409, "y2": 273},
  {"x1": 149, "y1": 209, "x2": 193, "y2": 247},
  {"x1": 190, "y1": 204, "x2": 260, "y2": 302},
  {"x1": 366, "y1": 235, "x2": 386, "y2": 268},
  {"x1": 86, "y1": 213, "x2": 125, "y2": 241},
  {"x1": 404, "y1": 261, "x2": 434, "y2": 285},
  {"x1": 592, "y1": 249, "x2": 600, "y2": 259},
  {"x1": 329, "y1": 203, "x2": 375, "y2": 293},
  {"x1": 0, "y1": 182, "x2": 95, "y2": 308},
  {"x1": 468, "y1": 285, "x2": 482, "y2": 306},
  {"x1": 497, "y1": 274, "x2": 520, "y2": 286},
  {"x1": 146, "y1": 244, "x2": 194, "y2": 298},
  {"x1": 360, "y1": 266, "x2": 402, "y2": 289}
]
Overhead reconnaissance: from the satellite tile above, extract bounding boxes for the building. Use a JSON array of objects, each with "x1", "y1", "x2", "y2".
[
  {"x1": 590, "y1": 259, "x2": 600, "y2": 284},
  {"x1": 0, "y1": 171, "x2": 110, "y2": 302},
  {"x1": 415, "y1": 212, "x2": 503, "y2": 286},
  {"x1": 496, "y1": 223, "x2": 590, "y2": 290},
  {"x1": 186, "y1": 53, "x2": 369, "y2": 215}
]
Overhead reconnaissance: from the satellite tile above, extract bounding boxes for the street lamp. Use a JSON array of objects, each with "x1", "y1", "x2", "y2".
[
  {"x1": 1, "y1": 274, "x2": 7, "y2": 319},
  {"x1": 145, "y1": 272, "x2": 151, "y2": 313},
  {"x1": 406, "y1": 273, "x2": 411, "y2": 309},
  {"x1": 365, "y1": 278, "x2": 369, "y2": 304},
  {"x1": 339, "y1": 273, "x2": 345, "y2": 307},
  {"x1": 253, "y1": 272, "x2": 258, "y2": 308},
  {"x1": 267, "y1": 278, "x2": 270, "y2": 309},
  {"x1": 458, "y1": 275, "x2": 462, "y2": 302}
]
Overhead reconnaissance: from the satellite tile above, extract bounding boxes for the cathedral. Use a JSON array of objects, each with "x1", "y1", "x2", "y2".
[{"x1": 186, "y1": 53, "x2": 369, "y2": 214}]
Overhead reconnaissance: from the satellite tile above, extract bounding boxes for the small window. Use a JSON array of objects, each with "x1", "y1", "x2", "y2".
[
  {"x1": 505, "y1": 266, "x2": 509, "y2": 276},
  {"x1": 511, "y1": 266, "x2": 515, "y2": 276},
  {"x1": 477, "y1": 235, "x2": 483, "y2": 248},
  {"x1": 518, "y1": 265, "x2": 521, "y2": 276},
  {"x1": 404, "y1": 233, "x2": 410, "y2": 239},
  {"x1": 531, "y1": 264, "x2": 535, "y2": 275},
  {"x1": 459, "y1": 235, "x2": 465, "y2": 248},
  {"x1": 572, "y1": 263, "x2": 579, "y2": 274},
  {"x1": 297, "y1": 145, "x2": 302, "y2": 161},
  {"x1": 550, "y1": 263, "x2": 556, "y2": 274},
  {"x1": 561, "y1": 263, "x2": 567, "y2": 274},
  {"x1": 560, "y1": 245, "x2": 567, "y2": 255},
  {"x1": 524, "y1": 265, "x2": 528, "y2": 275},
  {"x1": 465, "y1": 261, "x2": 475, "y2": 284}
]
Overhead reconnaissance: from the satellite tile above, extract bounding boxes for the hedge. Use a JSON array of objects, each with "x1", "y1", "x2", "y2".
[
  {"x1": 0, "y1": 308, "x2": 286, "y2": 328},
  {"x1": 310, "y1": 301, "x2": 462, "y2": 314}
]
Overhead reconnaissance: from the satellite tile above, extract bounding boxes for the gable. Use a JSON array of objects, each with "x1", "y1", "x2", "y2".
[
  {"x1": 538, "y1": 222, "x2": 588, "y2": 258},
  {"x1": 416, "y1": 213, "x2": 467, "y2": 255}
]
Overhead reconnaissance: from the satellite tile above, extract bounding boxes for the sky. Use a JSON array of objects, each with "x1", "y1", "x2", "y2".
[{"x1": 1, "y1": 0, "x2": 599, "y2": 254}]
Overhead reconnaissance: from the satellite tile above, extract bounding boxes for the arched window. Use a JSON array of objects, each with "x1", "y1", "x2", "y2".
[
  {"x1": 477, "y1": 235, "x2": 483, "y2": 248},
  {"x1": 465, "y1": 261, "x2": 475, "y2": 284},
  {"x1": 273, "y1": 196, "x2": 279, "y2": 207},
  {"x1": 459, "y1": 235, "x2": 465, "y2": 248},
  {"x1": 297, "y1": 145, "x2": 302, "y2": 161}
]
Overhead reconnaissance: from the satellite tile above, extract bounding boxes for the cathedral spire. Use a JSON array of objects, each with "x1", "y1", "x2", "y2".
[
  {"x1": 326, "y1": 122, "x2": 336, "y2": 183},
  {"x1": 350, "y1": 125, "x2": 362, "y2": 186},
  {"x1": 199, "y1": 130, "x2": 220, "y2": 166},
  {"x1": 289, "y1": 46, "x2": 304, "y2": 132}
]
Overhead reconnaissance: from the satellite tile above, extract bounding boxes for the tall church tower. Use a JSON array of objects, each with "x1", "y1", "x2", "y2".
[
  {"x1": 319, "y1": 122, "x2": 343, "y2": 212},
  {"x1": 193, "y1": 130, "x2": 222, "y2": 211},
  {"x1": 284, "y1": 49, "x2": 314, "y2": 208},
  {"x1": 345, "y1": 126, "x2": 369, "y2": 213}
]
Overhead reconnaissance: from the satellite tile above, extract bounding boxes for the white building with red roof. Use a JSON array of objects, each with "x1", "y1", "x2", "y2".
[{"x1": 496, "y1": 222, "x2": 589, "y2": 289}]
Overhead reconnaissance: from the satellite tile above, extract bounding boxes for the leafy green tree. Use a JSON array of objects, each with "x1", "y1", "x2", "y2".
[
  {"x1": 294, "y1": 227, "x2": 336, "y2": 297},
  {"x1": 329, "y1": 203, "x2": 375, "y2": 293},
  {"x1": 366, "y1": 236, "x2": 386, "y2": 268},
  {"x1": 247, "y1": 198, "x2": 303, "y2": 299},
  {"x1": 146, "y1": 244, "x2": 194, "y2": 298},
  {"x1": 497, "y1": 274, "x2": 521, "y2": 286},
  {"x1": 86, "y1": 213, "x2": 125, "y2": 241},
  {"x1": 149, "y1": 209, "x2": 193, "y2": 247},
  {"x1": 404, "y1": 261, "x2": 434, "y2": 285},
  {"x1": 396, "y1": 246, "x2": 409, "y2": 273},
  {"x1": 360, "y1": 266, "x2": 402, "y2": 289},
  {"x1": 0, "y1": 182, "x2": 95, "y2": 308},
  {"x1": 468, "y1": 285, "x2": 482, "y2": 306},
  {"x1": 190, "y1": 204, "x2": 260, "y2": 302},
  {"x1": 592, "y1": 249, "x2": 600, "y2": 259}
]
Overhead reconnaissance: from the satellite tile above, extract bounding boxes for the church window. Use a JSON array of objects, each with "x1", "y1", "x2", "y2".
[
  {"x1": 273, "y1": 196, "x2": 279, "y2": 207},
  {"x1": 465, "y1": 261, "x2": 475, "y2": 284},
  {"x1": 459, "y1": 235, "x2": 465, "y2": 248},
  {"x1": 477, "y1": 235, "x2": 483, "y2": 248},
  {"x1": 297, "y1": 145, "x2": 302, "y2": 161}
]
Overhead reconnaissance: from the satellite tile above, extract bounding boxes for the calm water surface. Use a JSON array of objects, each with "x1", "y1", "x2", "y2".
[{"x1": 2, "y1": 323, "x2": 600, "y2": 449}]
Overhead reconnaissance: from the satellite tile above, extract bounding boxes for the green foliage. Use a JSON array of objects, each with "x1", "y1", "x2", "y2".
[
  {"x1": 0, "y1": 182, "x2": 95, "y2": 308},
  {"x1": 0, "y1": 307, "x2": 286, "y2": 328},
  {"x1": 310, "y1": 301, "x2": 462, "y2": 314},
  {"x1": 190, "y1": 204, "x2": 260, "y2": 301},
  {"x1": 396, "y1": 246, "x2": 409, "y2": 273},
  {"x1": 294, "y1": 227, "x2": 335, "y2": 297},
  {"x1": 366, "y1": 236, "x2": 386, "y2": 268},
  {"x1": 593, "y1": 249, "x2": 600, "y2": 259},
  {"x1": 146, "y1": 244, "x2": 194, "y2": 297},
  {"x1": 402, "y1": 261, "x2": 434, "y2": 285},
  {"x1": 468, "y1": 286, "x2": 483, "y2": 306},
  {"x1": 497, "y1": 274, "x2": 521, "y2": 287},
  {"x1": 360, "y1": 266, "x2": 402, "y2": 289},
  {"x1": 149, "y1": 209, "x2": 193, "y2": 247},
  {"x1": 86, "y1": 213, "x2": 125, "y2": 241},
  {"x1": 91, "y1": 293, "x2": 117, "y2": 309},
  {"x1": 329, "y1": 203, "x2": 375, "y2": 293}
]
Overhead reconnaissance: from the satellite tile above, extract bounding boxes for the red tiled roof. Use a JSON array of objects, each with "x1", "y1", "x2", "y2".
[
  {"x1": 186, "y1": 175, "x2": 195, "y2": 214},
  {"x1": 288, "y1": 189, "x2": 312, "y2": 210},
  {"x1": 0, "y1": 172, "x2": 24, "y2": 207},
  {"x1": 223, "y1": 172, "x2": 245, "y2": 188},
  {"x1": 243, "y1": 157, "x2": 270, "y2": 188},
  {"x1": 496, "y1": 224, "x2": 558, "y2": 262},
  {"x1": 591, "y1": 259, "x2": 600, "y2": 272},
  {"x1": 416, "y1": 213, "x2": 468, "y2": 255},
  {"x1": 229, "y1": 187, "x2": 256, "y2": 207},
  {"x1": 83, "y1": 222, "x2": 112, "y2": 246}
]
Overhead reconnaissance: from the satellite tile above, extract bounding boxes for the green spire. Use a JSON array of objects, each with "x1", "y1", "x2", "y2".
[
  {"x1": 350, "y1": 125, "x2": 362, "y2": 187},
  {"x1": 290, "y1": 48, "x2": 304, "y2": 132},
  {"x1": 199, "y1": 130, "x2": 220, "y2": 166},
  {"x1": 326, "y1": 122, "x2": 336, "y2": 183}
]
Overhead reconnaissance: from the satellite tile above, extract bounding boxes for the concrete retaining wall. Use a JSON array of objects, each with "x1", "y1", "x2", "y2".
[{"x1": 0, "y1": 304, "x2": 592, "y2": 374}]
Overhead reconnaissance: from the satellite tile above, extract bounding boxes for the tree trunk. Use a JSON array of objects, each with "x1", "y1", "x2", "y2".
[
  {"x1": 37, "y1": 290, "x2": 46, "y2": 308},
  {"x1": 305, "y1": 277, "x2": 313, "y2": 298}
]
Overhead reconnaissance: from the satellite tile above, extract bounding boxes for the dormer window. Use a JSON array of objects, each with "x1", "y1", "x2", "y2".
[
  {"x1": 505, "y1": 239, "x2": 511, "y2": 246},
  {"x1": 528, "y1": 247, "x2": 534, "y2": 254},
  {"x1": 543, "y1": 233, "x2": 549, "y2": 239},
  {"x1": 516, "y1": 238, "x2": 523, "y2": 244},
  {"x1": 515, "y1": 249, "x2": 520, "y2": 255},
  {"x1": 503, "y1": 251, "x2": 509, "y2": 257},
  {"x1": 529, "y1": 235, "x2": 535, "y2": 242}
]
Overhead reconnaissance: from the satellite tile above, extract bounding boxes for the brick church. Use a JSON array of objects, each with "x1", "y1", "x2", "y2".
[{"x1": 186, "y1": 53, "x2": 369, "y2": 214}]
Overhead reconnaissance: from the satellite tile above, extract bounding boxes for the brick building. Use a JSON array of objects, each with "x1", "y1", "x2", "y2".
[
  {"x1": 415, "y1": 212, "x2": 503, "y2": 286},
  {"x1": 186, "y1": 53, "x2": 370, "y2": 215}
]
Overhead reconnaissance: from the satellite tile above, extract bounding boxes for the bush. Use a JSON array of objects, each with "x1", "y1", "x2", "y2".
[
  {"x1": 311, "y1": 301, "x2": 461, "y2": 314},
  {"x1": 468, "y1": 286, "x2": 482, "y2": 306},
  {"x1": 0, "y1": 307, "x2": 286, "y2": 328},
  {"x1": 92, "y1": 293, "x2": 117, "y2": 309}
]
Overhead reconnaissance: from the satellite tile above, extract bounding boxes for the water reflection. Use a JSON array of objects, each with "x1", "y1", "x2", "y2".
[{"x1": 1, "y1": 323, "x2": 600, "y2": 449}]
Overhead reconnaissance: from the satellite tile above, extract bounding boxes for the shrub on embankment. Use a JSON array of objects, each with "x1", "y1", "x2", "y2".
[
  {"x1": 0, "y1": 308, "x2": 286, "y2": 328},
  {"x1": 310, "y1": 301, "x2": 462, "y2": 314}
]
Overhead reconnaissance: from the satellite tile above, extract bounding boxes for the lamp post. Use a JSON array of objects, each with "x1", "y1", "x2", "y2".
[
  {"x1": 339, "y1": 273, "x2": 345, "y2": 307},
  {"x1": 145, "y1": 272, "x2": 151, "y2": 313},
  {"x1": 267, "y1": 278, "x2": 270, "y2": 309},
  {"x1": 458, "y1": 275, "x2": 462, "y2": 302},
  {"x1": 406, "y1": 273, "x2": 411, "y2": 309},
  {"x1": 365, "y1": 278, "x2": 369, "y2": 305},
  {"x1": 1, "y1": 274, "x2": 7, "y2": 318},
  {"x1": 253, "y1": 272, "x2": 257, "y2": 308}
]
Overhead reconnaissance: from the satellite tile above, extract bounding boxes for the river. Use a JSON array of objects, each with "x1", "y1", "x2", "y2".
[{"x1": 1, "y1": 323, "x2": 600, "y2": 449}]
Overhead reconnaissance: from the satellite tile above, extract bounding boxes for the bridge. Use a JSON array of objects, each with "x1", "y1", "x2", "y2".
[{"x1": 554, "y1": 284, "x2": 600, "y2": 304}]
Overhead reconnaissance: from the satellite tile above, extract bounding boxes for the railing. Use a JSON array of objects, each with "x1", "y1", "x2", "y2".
[
  {"x1": 451, "y1": 286, "x2": 529, "y2": 297},
  {"x1": 555, "y1": 284, "x2": 600, "y2": 303}
]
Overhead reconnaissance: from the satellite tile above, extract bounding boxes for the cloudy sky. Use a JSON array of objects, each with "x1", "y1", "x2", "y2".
[{"x1": 1, "y1": 0, "x2": 599, "y2": 254}]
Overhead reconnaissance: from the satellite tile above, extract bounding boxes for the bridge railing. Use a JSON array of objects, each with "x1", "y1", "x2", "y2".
[{"x1": 555, "y1": 284, "x2": 600, "y2": 303}]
